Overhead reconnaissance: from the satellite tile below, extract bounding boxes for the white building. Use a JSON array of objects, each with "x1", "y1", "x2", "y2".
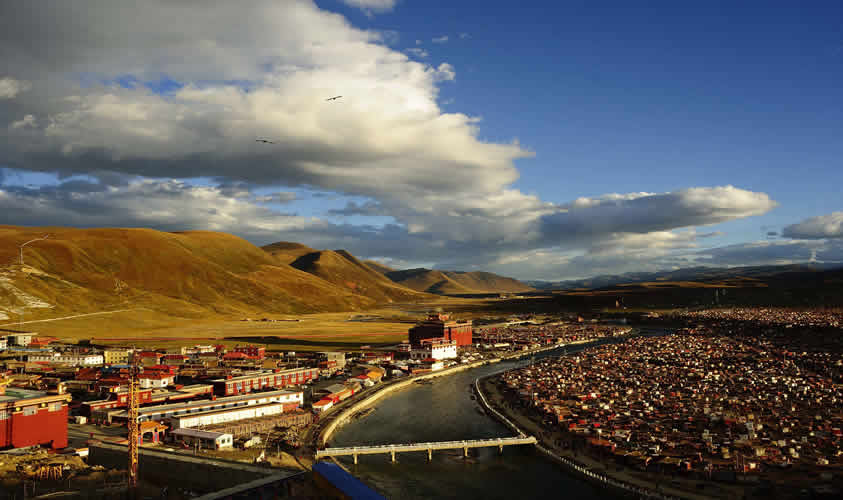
[
  {"x1": 410, "y1": 339, "x2": 457, "y2": 361},
  {"x1": 168, "y1": 402, "x2": 287, "y2": 430},
  {"x1": 138, "y1": 373, "x2": 175, "y2": 389},
  {"x1": 28, "y1": 352, "x2": 104, "y2": 366},
  {"x1": 171, "y1": 428, "x2": 233, "y2": 449},
  {"x1": 7, "y1": 334, "x2": 32, "y2": 346},
  {"x1": 181, "y1": 345, "x2": 216, "y2": 356}
]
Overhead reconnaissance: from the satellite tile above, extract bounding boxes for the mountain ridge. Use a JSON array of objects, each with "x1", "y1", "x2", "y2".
[{"x1": 385, "y1": 267, "x2": 533, "y2": 295}]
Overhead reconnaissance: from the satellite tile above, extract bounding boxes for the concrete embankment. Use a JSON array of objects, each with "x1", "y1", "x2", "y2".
[{"x1": 317, "y1": 358, "x2": 500, "y2": 447}]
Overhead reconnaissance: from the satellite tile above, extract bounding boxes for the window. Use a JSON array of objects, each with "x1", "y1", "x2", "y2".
[
  {"x1": 49, "y1": 402, "x2": 63, "y2": 412},
  {"x1": 23, "y1": 406, "x2": 37, "y2": 416},
  {"x1": 0, "y1": 410, "x2": 8, "y2": 420}
]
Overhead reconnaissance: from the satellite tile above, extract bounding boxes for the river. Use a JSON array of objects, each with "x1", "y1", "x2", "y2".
[{"x1": 330, "y1": 338, "x2": 636, "y2": 499}]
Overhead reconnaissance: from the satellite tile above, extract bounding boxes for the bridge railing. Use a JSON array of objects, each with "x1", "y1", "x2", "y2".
[{"x1": 317, "y1": 436, "x2": 536, "y2": 455}]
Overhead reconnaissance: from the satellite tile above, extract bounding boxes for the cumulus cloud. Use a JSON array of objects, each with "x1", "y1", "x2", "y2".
[
  {"x1": 328, "y1": 200, "x2": 386, "y2": 216},
  {"x1": 0, "y1": 1, "x2": 784, "y2": 280},
  {"x1": 10, "y1": 114, "x2": 36, "y2": 129},
  {"x1": 539, "y1": 186, "x2": 777, "y2": 242},
  {"x1": 1, "y1": 1, "x2": 515, "y2": 216},
  {"x1": 254, "y1": 192, "x2": 298, "y2": 204},
  {"x1": 406, "y1": 47, "x2": 429, "y2": 58},
  {"x1": 0, "y1": 77, "x2": 31, "y2": 99},
  {"x1": 432, "y1": 35, "x2": 449, "y2": 44},
  {"x1": 782, "y1": 212, "x2": 843, "y2": 239},
  {"x1": 341, "y1": 0, "x2": 397, "y2": 14},
  {"x1": 0, "y1": 179, "x2": 317, "y2": 240}
]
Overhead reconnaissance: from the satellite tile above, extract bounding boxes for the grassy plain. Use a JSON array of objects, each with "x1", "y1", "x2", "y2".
[{"x1": 4, "y1": 298, "x2": 487, "y2": 351}]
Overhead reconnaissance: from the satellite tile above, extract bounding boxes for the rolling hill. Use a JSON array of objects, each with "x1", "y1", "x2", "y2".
[
  {"x1": 385, "y1": 268, "x2": 534, "y2": 295},
  {"x1": 288, "y1": 250, "x2": 427, "y2": 303},
  {"x1": 261, "y1": 241, "x2": 317, "y2": 265},
  {"x1": 0, "y1": 226, "x2": 397, "y2": 323},
  {"x1": 362, "y1": 260, "x2": 395, "y2": 275}
]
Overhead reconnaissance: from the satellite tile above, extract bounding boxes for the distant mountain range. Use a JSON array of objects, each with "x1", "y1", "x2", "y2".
[
  {"x1": 379, "y1": 268, "x2": 534, "y2": 295},
  {"x1": 528, "y1": 263, "x2": 843, "y2": 290}
]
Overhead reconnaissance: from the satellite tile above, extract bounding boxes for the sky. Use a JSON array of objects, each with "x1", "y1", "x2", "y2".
[{"x1": 1, "y1": 0, "x2": 842, "y2": 280}]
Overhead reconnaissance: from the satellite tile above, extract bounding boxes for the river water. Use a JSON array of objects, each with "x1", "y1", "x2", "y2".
[{"x1": 330, "y1": 340, "x2": 628, "y2": 500}]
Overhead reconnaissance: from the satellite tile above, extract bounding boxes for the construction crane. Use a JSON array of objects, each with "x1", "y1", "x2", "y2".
[{"x1": 127, "y1": 349, "x2": 139, "y2": 489}]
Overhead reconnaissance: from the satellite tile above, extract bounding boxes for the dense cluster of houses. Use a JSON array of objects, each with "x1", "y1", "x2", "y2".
[
  {"x1": 498, "y1": 330, "x2": 843, "y2": 481},
  {"x1": 670, "y1": 308, "x2": 842, "y2": 329},
  {"x1": 473, "y1": 322, "x2": 631, "y2": 351}
]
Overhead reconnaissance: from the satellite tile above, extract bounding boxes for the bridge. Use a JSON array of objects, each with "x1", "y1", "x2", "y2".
[{"x1": 316, "y1": 436, "x2": 537, "y2": 464}]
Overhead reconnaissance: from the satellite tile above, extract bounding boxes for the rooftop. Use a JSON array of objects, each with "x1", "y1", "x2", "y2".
[
  {"x1": 0, "y1": 387, "x2": 47, "y2": 403},
  {"x1": 171, "y1": 428, "x2": 231, "y2": 440}
]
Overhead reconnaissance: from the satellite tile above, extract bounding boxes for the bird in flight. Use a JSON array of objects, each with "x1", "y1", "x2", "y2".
[
  {"x1": 255, "y1": 139, "x2": 275, "y2": 144},
  {"x1": 326, "y1": 95, "x2": 342, "y2": 101}
]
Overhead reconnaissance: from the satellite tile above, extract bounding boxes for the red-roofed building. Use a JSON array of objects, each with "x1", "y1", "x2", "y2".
[
  {"x1": 162, "y1": 354, "x2": 188, "y2": 365},
  {"x1": 222, "y1": 352, "x2": 251, "y2": 361},
  {"x1": 233, "y1": 346, "x2": 266, "y2": 359},
  {"x1": 28, "y1": 337, "x2": 58, "y2": 348}
]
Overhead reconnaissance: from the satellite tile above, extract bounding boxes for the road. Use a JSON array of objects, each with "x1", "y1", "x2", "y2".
[{"x1": 0, "y1": 308, "x2": 150, "y2": 327}]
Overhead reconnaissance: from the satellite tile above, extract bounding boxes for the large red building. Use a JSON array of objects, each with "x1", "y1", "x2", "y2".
[
  {"x1": 0, "y1": 386, "x2": 71, "y2": 450},
  {"x1": 408, "y1": 313, "x2": 473, "y2": 347},
  {"x1": 211, "y1": 367, "x2": 320, "y2": 396}
]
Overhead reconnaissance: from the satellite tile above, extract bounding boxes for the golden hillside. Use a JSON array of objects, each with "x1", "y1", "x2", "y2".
[
  {"x1": 289, "y1": 250, "x2": 427, "y2": 303},
  {"x1": 385, "y1": 268, "x2": 533, "y2": 295},
  {"x1": 362, "y1": 260, "x2": 395, "y2": 275},
  {"x1": 0, "y1": 226, "x2": 378, "y2": 322},
  {"x1": 262, "y1": 241, "x2": 317, "y2": 265}
]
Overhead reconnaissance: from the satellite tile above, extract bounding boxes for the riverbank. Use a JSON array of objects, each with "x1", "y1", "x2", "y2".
[
  {"x1": 312, "y1": 339, "x2": 608, "y2": 448},
  {"x1": 313, "y1": 336, "x2": 633, "y2": 454},
  {"x1": 477, "y1": 375, "x2": 747, "y2": 500},
  {"x1": 312, "y1": 357, "x2": 502, "y2": 450}
]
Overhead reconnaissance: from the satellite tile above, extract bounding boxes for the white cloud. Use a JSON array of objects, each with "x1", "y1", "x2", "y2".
[
  {"x1": 0, "y1": 77, "x2": 31, "y2": 99},
  {"x1": 540, "y1": 186, "x2": 777, "y2": 243},
  {"x1": 406, "y1": 47, "x2": 429, "y2": 58},
  {"x1": 459, "y1": 33, "x2": 470, "y2": 39},
  {"x1": 433, "y1": 62, "x2": 456, "y2": 81},
  {"x1": 0, "y1": 1, "x2": 784, "y2": 280},
  {"x1": 432, "y1": 35, "x2": 449, "y2": 44},
  {"x1": 782, "y1": 212, "x2": 843, "y2": 239},
  {"x1": 0, "y1": 180, "x2": 318, "y2": 240},
  {"x1": 10, "y1": 114, "x2": 36, "y2": 129},
  {"x1": 341, "y1": 0, "x2": 396, "y2": 15}
]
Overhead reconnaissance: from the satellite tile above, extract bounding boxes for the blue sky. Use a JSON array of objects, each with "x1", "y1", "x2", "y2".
[
  {"x1": 350, "y1": 0, "x2": 843, "y2": 238},
  {"x1": 1, "y1": 0, "x2": 841, "y2": 279}
]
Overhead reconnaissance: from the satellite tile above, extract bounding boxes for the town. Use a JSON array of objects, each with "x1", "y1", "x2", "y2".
[
  {"x1": 492, "y1": 309, "x2": 843, "y2": 498},
  {"x1": 0, "y1": 312, "x2": 628, "y2": 497}
]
